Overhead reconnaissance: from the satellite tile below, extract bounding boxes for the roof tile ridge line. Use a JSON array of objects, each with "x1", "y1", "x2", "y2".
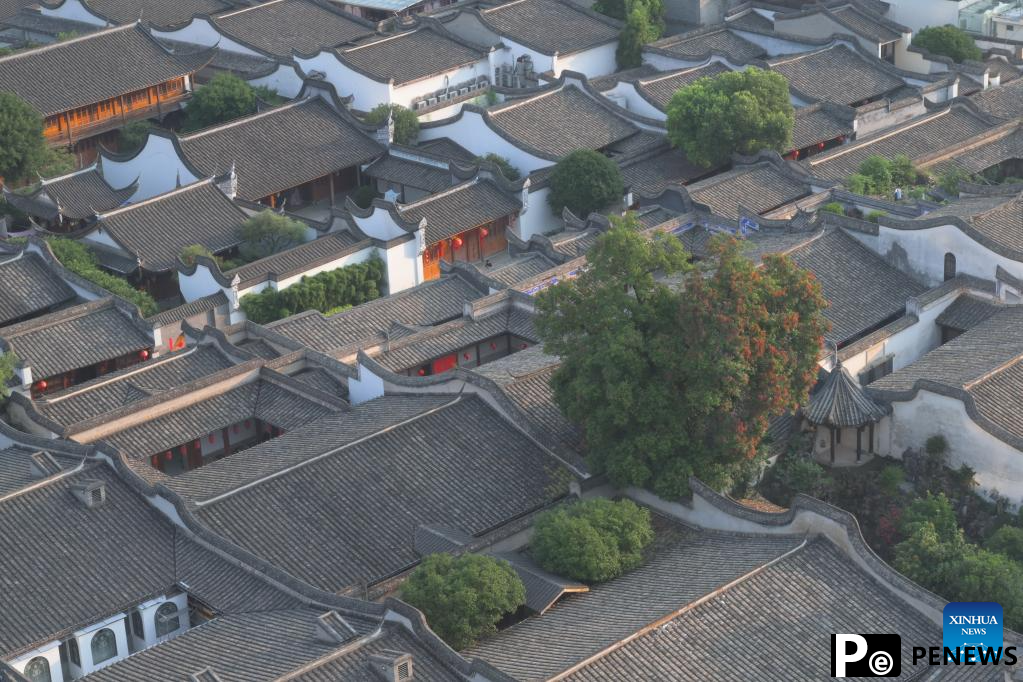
[
  {"x1": 915, "y1": 119, "x2": 1022, "y2": 167},
  {"x1": 0, "y1": 296, "x2": 115, "y2": 337},
  {"x1": 39, "y1": 345, "x2": 201, "y2": 406},
  {"x1": 0, "y1": 458, "x2": 87, "y2": 504},
  {"x1": 547, "y1": 537, "x2": 810, "y2": 681},
  {"x1": 398, "y1": 175, "x2": 482, "y2": 210},
  {"x1": 807, "y1": 106, "x2": 951, "y2": 165},
  {"x1": 95, "y1": 177, "x2": 219, "y2": 218},
  {"x1": 0, "y1": 21, "x2": 134, "y2": 64},
  {"x1": 488, "y1": 82, "x2": 565, "y2": 115},
  {"x1": 257, "y1": 365, "x2": 348, "y2": 411},
  {"x1": 214, "y1": 0, "x2": 288, "y2": 19},
  {"x1": 193, "y1": 394, "x2": 464, "y2": 507},
  {"x1": 273, "y1": 627, "x2": 390, "y2": 681},
  {"x1": 765, "y1": 41, "x2": 842, "y2": 67},
  {"x1": 963, "y1": 347, "x2": 1023, "y2": 392},
  {"x1": 341, "y1": 26, "x2": 423, "y2": 52},
  {"x1": 39, "y1": 162, "x2": 102, "y2": 186},
  {"x1": 639, "y1": 59, "x2": 722, "y2": 85},
  {"x1": 179, "y1": 97, "x2": 310, "y2": 140}
]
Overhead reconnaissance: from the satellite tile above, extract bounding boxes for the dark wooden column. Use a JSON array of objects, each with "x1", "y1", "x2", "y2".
[
  {"x1": 329, "y1": 173, "x2": 336, "y2": 208},
  {"x1": 829, "y1": 426, "x2": 835, "y2": 464},
  {"x1": 868, "y1": 422, "x2": 875, "y2": 454},
  {"x1": 856, "y1": 426, "x2": 862, "y2": 462}
]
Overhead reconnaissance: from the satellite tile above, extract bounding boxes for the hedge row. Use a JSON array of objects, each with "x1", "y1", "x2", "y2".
[
  {"x1": 46, "y1": 238, "x2": 159, "y2": 316},
  {"x1": 239, "y1": 255, "x2": 384, "y2": 324}
]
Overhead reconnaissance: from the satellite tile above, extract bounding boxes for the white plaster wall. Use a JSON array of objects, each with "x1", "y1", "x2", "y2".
[
  {"x1": 601, "y1": 81, "x2": 668, "y2": 119},
  {"x1": 101, "y1": 135, "x2": 199, "y2": 201},
  {"x1": 9, "y1": 642, "x2": 61, "y2": 682},
  {"x1": 392, "y1": 59, "x2": 491, "y2": 109},
  {"x1": 889, "y1": 391, "x2": 1023, "y2": 504},
  {"x1": 384, "y1": 238, "x2": 422, "y2": 293},
  {"x1": 81, "y1": 225, "x2": 125, "y2": 251},
  {"x1": 39, "y1": 0, "x2": 105, "y2": 25},
  {"x1": 731, "y1": 28, "x2": 832, "y2": 56},
  {"x1": 349, "y1": 361, "x2": 385, "y2": 404},
  {"x1": 350, "y1": 207, "x2": 411, "y2": 241},
  {"x1": 177, "y1": 263, "x2": 230, "y2": 303},
  {"x1": 885, "y1": 0, "x2": 960, "y2": 33},
  {"x1": 557, "y1": 43, "x2": 618, "y2": 78},
  {"x1": 441, "y1": 11, "x2": 502, "y2": 47},
  {"x1": 494, "y1": 40, "x2": 557, "y2": 75},
  {"x1": 151, "y1": 19, "x2": 263, "y2": 56},
  {"x1": 516, "y1": 186, "x2": 558, "y2": 240},
  {"x1": 774, "y1": 15, "x2": 878, "y2": 56},
  {"x1": 418, "y1": 110, "x2": 552, "y2": 175},
  {"x1": 258, "y1": 244, "x2": 378, "y2": 292},
  {"x1": 248, "y1": 63, "x2": 305, "y2": 99},
  {"x1": 294, "y1": 52, "x2": 393, "y2": 111}
]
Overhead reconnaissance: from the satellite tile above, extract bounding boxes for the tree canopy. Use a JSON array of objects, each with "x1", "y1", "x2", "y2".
[
  {"x1": 0, "y1": 92, "x2": 50, "y2": 186},
  {"x1": 846, "y1": 154, "x2": 921, "y2": 196},
  {"x1": 546, "y1": 149, "x2": 624, "y2": 218},
  {"x1": 666, "y1": 67, "x2": 794, "y2": 169},
  {"x1": 401, "y1": 553, "x2": 525, "y2": 650},
  {"x1": 237, "y1": 210, "x2": 307, "y2": 261},
  {"x1": 614, "y1": 0, "x2": 664, "y2": 69},
  {"x1": 913, "y1": 25, "x2": 981, "y2": 63},
  {"x1": 363, "y1": 103, "x2": 419, "y2": 145},
  {"x1": 475, "y1": 153, "x2": 520, "y2": 181},
  {"x1": 182, "y1": 74, "x2": 258, "y2": 133},
  {"x1": 535, "y1": 213, "x2": 828, "y2": 498},
  {"x1": 532, "y1": 498, "x2": 654, "y2": 582}
]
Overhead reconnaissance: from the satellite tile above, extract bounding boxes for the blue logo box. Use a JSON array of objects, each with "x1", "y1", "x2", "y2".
[{"x1": 943, "y1": 602, "x2": 1003, "y2": 663}]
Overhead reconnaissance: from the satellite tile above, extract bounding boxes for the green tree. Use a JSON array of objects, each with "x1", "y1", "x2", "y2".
[
  {"x1": 857, "y1": 155, "x2": 894, "y2": 195},
  {"x1": 937, "y1": 168, "x2": 972, "y2": 196},
  {"x1": 45, "y1": 238, "x2": 158, "y2": 315},
  {"x1": 617, "y1": 4, "x2": 660, "y2": 69},
  {"x1": 890, "y1": 154, "x2": 918, "y2": 187},
  {"x1": 474, "y1": 153, "x2": 520, "y2": 181},
  {"x1": 820, "y1": 202, "x2": 844, "y2": 215},
  {"x1": 349, "y1": 184, "x2": 379, "y2": 209},
  {"x1": 363, "y1": 103, "x2": 419, "y2": 145},
  {"x1": 237, "y1": 210, "x2": 307, "y2": 261},
  {"x1": 0, "y1": 351, "x2": 17, "y2": 398},
  {"x1": 986, "y1": 526, "x2": 1023, "y2": 563},
  {"x1": 118, "y1": 120, "x2": 152, "y2": 154},
  {"x1": 913, "y1": 25, "x2": 981, "y2": 63},
  {"x1": 531, "y1": 498, "x2": 654, "y2": 582},
  {"x1": 0, "y1": 92, "x2": 48, "y2": 185},
  {"x1": 546, "y1": 149, "x2": 624, "y2": 218},
  {"x1": 535, "y1": 214, "x2": 828, "y2": 497},
  {"x1": 666, "y1": 67, "x2": 794, "y2": 169},
  {"x1": 902, "y1": 493, "x2": 959, "y2": 542},
  {"x1": 401, "y1": 553, "x2": 525, "y2": 650},
  {"x1": 763, "y1": 456, "x2": 832, "y2": 506},
  {"x1": 179, "y1": 243, "x2": 218, "y2": 267},
  {"x1": 182, "y1": 73, "x2": 257, "y2": 133}
]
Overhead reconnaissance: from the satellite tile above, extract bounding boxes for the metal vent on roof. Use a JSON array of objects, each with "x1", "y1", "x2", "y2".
[
  {"x1": 369, "y1": 650, "x2": 413, "y2": 682},
  {"x1": 188, "y1": 668, "x2": 223, "y2": 682},
  {"x1": 28, "y1": 450, "x2": 62, "y2": 479},
  {"x1": 315, "y1": 610, "x2": 358, "y2": 645},
  {"x1": 69, "y1": 479, "x2": 106, "y2": 509}
]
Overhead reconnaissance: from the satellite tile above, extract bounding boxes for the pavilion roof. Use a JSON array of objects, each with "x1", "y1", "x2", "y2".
[{"x1": 804, "y1": 363, "x2": 888, "y2": 427}]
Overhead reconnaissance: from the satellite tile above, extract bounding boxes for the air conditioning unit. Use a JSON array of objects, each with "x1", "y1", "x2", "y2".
[
  {"x1": 427, "y1": 97, "x2": 437, "y2": 106},
  {"x1": 414, "y1": 100, "x2": 427, "y2": 111},
  {"x1": 459, "y1": 87, "x2": 469, "y2": 96},
  {"x1": 438, "y1": 93, "x2": 449, "y2": 102}
]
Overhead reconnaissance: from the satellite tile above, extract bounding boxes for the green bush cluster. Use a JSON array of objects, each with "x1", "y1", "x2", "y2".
[
  {"x1": 846, "y1": 154, "x2": 921, "y2": 197},
  {"x1": 239, "y1": 255, "x2": 384, "y2": 324},
  {"x1": 531, "y1": 498, "x2": 654, "y2": 583},
  {"x1": 46, "y1": 238, "x2": 158, "y2": 316}
]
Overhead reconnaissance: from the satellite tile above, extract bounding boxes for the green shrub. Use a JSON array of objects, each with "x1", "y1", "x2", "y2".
[
  {"x1": 762, "y1": 456, "x2": 832, "y2": 506},
  {"x1": 179, "y1": 243, "x2": 218, "y2": 267},
  {"x1": 239, "y1": 255, "x2": 384, "y2": 323},
  {"x1": 820, "y1": 202, "x2": 844, "y2": 215},
  {"x1": 46, "y1": 238, "x2": 158, "y2": 316},
  {"x1": 986, "y1": 525, "x2": 1023, "y2": 563},
  {"x1": 845, "y1": 173, "x2": 871, "y2": 195},
  {"x1": 866, "y1": 210, "x2": 887, "y2": 224},
  {"x1": 878, "y1": 465, "x2": 905, "y2": 496},
  {"x1": 547, "y1": 149, "x2": 624, "y2": 218},
  {"x1": 349, "y1": 184, "x2": 379, "y2": 209},
  {"x1": 913, "y1": 25, "x2": 982, "y2": 63},
  {"x1": 926, "y1": 434, "x2": 948, "y2": 459},
  {"x1": 238, "y1": 210, "x2": 307, "y2": 262},
  {"x1": 363, "y1": 103, "x2": 419, "y2": 145},
  {"x1": 401, "y1": 553, "x2": 525, "y2": 650},
  {"x1": 182, "y1": 73, "x2": 258, "y2": 133},
  {"x1": 859, "y1": 156, "x2": 894, "y2": 195},
  {"x1": 531, "y1": 498, "x2": 654, "y2": 583},
  {"x1": 474, "y1": 153, "x2": 520, "y2": 181}
]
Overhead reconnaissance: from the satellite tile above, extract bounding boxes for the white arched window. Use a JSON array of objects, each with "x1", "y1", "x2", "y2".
[
  {"x1": 155, "y1": 602, "x2": 180, "y2": 637},
  {"x1": 90, "y1": 629, "x2": 117, "y2": 664},
  {"x1": 24, "y1": 657, "x2": 50, "y2": 682}
]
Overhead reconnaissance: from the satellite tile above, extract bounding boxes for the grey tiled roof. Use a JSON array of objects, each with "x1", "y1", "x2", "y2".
[
  {"x1": 165, "y1": 394, "x2": 454, "y2": 502},
  {"x1": 4, "y1": 168, "x2": 134, "y2": 221},
  {"x1": 269, "y1": 273, "x2": 486, "y2": 353},
  {"x1": 193, "y1": 395, "x2": 572, "y2": 590},
  {"x1": 96, "y1": 180, "x2": 247, "y2": 273},
  {"x1": 0, "y1": 299, "x2": 152, "y2": 380},
  {"x1": 792, "y1": 103, "x2": 853, "y2": 150},
  {"x1": 84, "y1": 0, "x2": 230, "y2": 25},
  {"x1": 476, "y1": 0, "x2": 620, "y2": 55},
  {"x1": 473, "y1": 252, "x2": 560, "y2": 287},
  {"x1": 687, "y1": 159, "x2": 813, "y2": 218},
  {"x1": 923, "y1": 124, "x2": 1023, "y2": 178},
  {"x1": 397, "y1": 178, "x2": 522, "y2": 244},
  {"x1": 0, "y1": 252, "x2": 75, "y2": 326},
  {"x1": 804, "y1": 105, "x2": 994, "y2": 180},
  {"x1": 564, "y1": 539, "x2": 957, "y2": 681},
  {"x1": 909, "y1": 192, "x2": 1023, "y2": 257},
  {"x1": 417, "y1": 137, "x2": 476, "y2": 163},
  {"x1": 212, "y1": 0, "x2": 374, "y2": 58},
  {"x1": 376, "y1": 307, "x2": 537, "y2": 371},
  {"x1": 179, "y1": 98, "x2": 383, "y2": 201},
  {"x1": 466, "y1": 516, "x2": 804, "y2": 680},
  {"x1": 828, "y1": 2, "x2": 903, "y2": 42},
  {"x1": 0, "y1": 465, "x2": 177, "y2": 657},
  {"x1": 337, "y1": 26, "x2": 486, "y2": 86},
  {"x1": 37, "y1": 343, "x2": 239, "y2": 428},
  {"x1": 363, "y1": 154, "x2": 453, "y2": 194},
  {"x1": 804, "y1": 364, "x2": 888, "y2": 427},
  {"x1": 100, "y1": 377, "x2": 339, "y2": 460},
  {"x1": 227, "y1": 231, "x2": 364, "y2": 288},
  {"x1": 935, "y1": 294, "x2": 1002, "y2": 332},
  {"x1": 289, "y1": 366, "x2": 346, "y2": 397},
  {"x1": 486, "y1": 85, "x2": 639, "y2": 160},
  {"x1": 492, "y1": 551, "x2": 588, "y2": 614},
  {"x1": 621, "y1": 147, "x2": 707, "y2": 196},
  {"x1": 146, "y1": 290, "x2": 229, "y2": 327},
  {"x1": 634, "y1": 62, "x2": 732, "y2": 111},
  {"x1": 786, "y1": 228, "x2": 926, "y2": 345},
  {"x1": 0, "y1": 24, "x2": 210, "y2": 116},
  {"x1": 0, "y1": 446, "x2": 79, "y2": 496},
  {"x1": 767, "y1": 44, "x2": 904, "y2": 106},
  {"x1": 648, "y1": 27, "x2": 765, "y2": 62}
]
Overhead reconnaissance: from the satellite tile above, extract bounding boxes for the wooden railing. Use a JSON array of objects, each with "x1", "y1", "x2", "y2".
[{"x1": 44, "y1": 84, "x2": 190, "y2": 146}]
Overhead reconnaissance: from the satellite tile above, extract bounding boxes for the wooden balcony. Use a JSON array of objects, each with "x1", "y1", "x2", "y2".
[{"x1": 44, "y1": 84, "x2": 190, "y2": 147}]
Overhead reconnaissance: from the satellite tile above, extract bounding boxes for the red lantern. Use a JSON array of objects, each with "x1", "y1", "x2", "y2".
[
  {"x1": 489, "y1": 342, "x2": 497, "y2": 350},
  {"x1": 480, "y1": 227, "x2": 489, "y2": 238},
  {"x1": 208, "y1": 434, "x2": 216, "y2": 444},
  {"x1": 176, "y1": 336, "x2": 186, "y2": 350},
  {"x1": 36, "y1": 380, "x2": 47, "y2": 391},
  {"x1": 168, "y1": 339, "x2": 175, "y2": 351},
  {"x1": 164, "y1": 451, "x2": 173, "y2": 461},
  {"x1": 417, "y1": 368, "x2": 426, "y2": 376},
  {"x1": 520, "y1": 343, "x2": 528, "y2": 349},
  {"x1": 463, "y1": 352, "x2": 470, "y2": 360},
  {"x1": 139, "y1": 349, "x2": 150, "y2": 360},
  {"x1": 193, "y1": 440, "x2": 200, "y2": 449},
  {"x1": 150, "y1": 455, "x2": 158, "y2": 467},
  {"x1": 817, "y1": 142, "x2": 825, "y2": 151},
  {"x1": 452, "y1": 236, "x2": 463, "y2": 250}
]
